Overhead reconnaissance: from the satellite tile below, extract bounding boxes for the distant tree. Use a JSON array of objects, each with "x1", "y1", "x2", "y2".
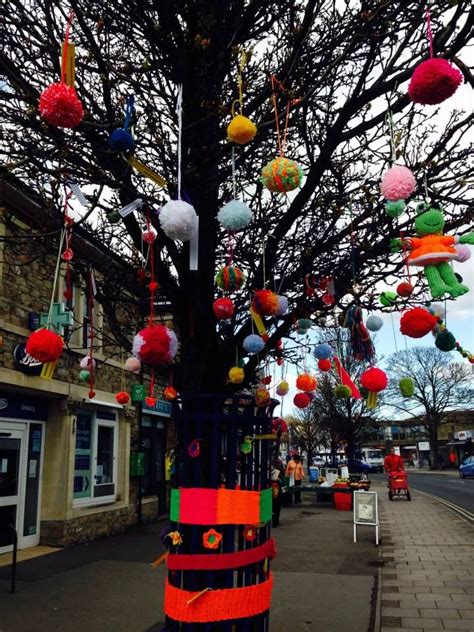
[
  {"x1": 386, "y1": 347, "x2": 474, "y2": 469},
  {"x1": 286, "y1": 408, "x2": 322, "y2": 465}
]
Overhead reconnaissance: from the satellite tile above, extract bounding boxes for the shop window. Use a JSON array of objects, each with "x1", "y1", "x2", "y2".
[{"x1": 73, "y1": 411, "x2": 118, "y2": 506}]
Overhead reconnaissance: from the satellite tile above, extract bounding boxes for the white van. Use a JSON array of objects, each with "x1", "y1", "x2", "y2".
[{"x1": 360, "y1": 447, "x2": 384, "y2": 472}]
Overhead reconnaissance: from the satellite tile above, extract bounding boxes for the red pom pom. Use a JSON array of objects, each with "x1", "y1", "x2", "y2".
[
  {"x1": 408, "y1": 58, "x2": 462, "y2": 105},
  {"x1": 163, "y1": 386, "x2": 178, "y2": 401},
  {"x1": 148, "y1": 281, "x2": 159, "y2": 292},
  {"x1": 400, "y1": 307, "x2": 437, "y2": 338},
  {"x1": 252, "y1": 289, "x2": 279, "y2": 316},
  {"x1": 142, "y1": 230, "x2": 156, "y2": 244},
  {"x1": 293, "y1": 392, "x2": 311, "y2": 408},
  {"x1": 26, "y1": 329, "x2": 63, "y2": 363},
  {"x1": 145, "y1": 396, "x2": 157, "y2": 407},
  {"x1": 39, "y1": 82, "x2": 83, "y2": 128},
  {"x1": 396, "y1": 281, "x2": 413, "y2": 298},
  {"x1": 360, "y1": 367, "x2": 388, "y2": 393},
  {"x1": 272, "y1": 417, "x2": 288, "y2": 434},
  {"x1": 213, "y1": 297, "x2": 235, "y2": 319},
  {"x1": 115, "y1": 391, "x2": 130, "y2": 405},
  {"x1": 63, "y1": 288, "x2": 73, "y2": 300},
  {"x1": 318, "y1": 358, "x2": 332, "y2": 372},
  {"x1": 133, "y1": 325, "x2": 178, "y2": 365},
  {"x1": 276, "y1": 358, "x2": 284, "y2": 366},
  {"x1": 261, "y1": 375, "x2": 272, "y2": 385},
  {"x1": 296, "y1": 373, "x2": 317, "y2": 392}
]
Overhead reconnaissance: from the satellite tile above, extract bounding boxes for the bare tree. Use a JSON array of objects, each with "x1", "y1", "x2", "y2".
[
  {"x1": 286, "y1": 408, "x2": 322, "y2": 466},
  {"x1": 386, "y1": 347, "x2": 474, "y2": 468},
  {"x1": 1, "y1": 1, "x2": 473, "y2": 395}
]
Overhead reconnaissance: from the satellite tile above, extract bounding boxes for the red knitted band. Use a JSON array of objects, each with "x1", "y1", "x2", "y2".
[
  {"x1": 165, "y1": 573, "x2": 273, "y2": 623},
  {"x1": 167, "y1": 538, "x2": 276, "y2": 571}
]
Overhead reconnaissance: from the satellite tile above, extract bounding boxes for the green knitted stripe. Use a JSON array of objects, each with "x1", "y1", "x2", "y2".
[
  {"x1": 170, "y1": 488, "x2": 180, "y2": 522},
  {"x1": 260, "y1": 488, "x2": 273, "y2": 523}
]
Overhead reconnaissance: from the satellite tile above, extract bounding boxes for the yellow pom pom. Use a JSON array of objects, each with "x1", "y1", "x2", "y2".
[
  {"x1": 228, "y1": 366, "x2": 245, "y2": 384},
  {"x1": 227, "y1": 115, "x2": 257, "y2": 145}
]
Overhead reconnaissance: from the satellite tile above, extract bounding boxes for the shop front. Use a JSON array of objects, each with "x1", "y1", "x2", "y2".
[{"x1": 0, "y1": 394, "x2": 47, "y2": 553}]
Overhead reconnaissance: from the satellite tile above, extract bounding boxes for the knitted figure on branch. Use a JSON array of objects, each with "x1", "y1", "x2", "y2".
[{"x1": 391, "y1": 203, "x2": 474, "y2": 299}]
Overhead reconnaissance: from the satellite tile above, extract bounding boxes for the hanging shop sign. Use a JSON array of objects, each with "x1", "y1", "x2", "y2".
[{"x1": 13, "y1": 344, "x2": 43, "y2": 376}]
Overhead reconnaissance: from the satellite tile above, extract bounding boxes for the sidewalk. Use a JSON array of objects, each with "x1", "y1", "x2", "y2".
[
  {"x1": 0, "y1": 492, "x2": 379, "y2": 632},
  {"x1": 376, "y1": 482, "x2": 474, "y2": 631}
]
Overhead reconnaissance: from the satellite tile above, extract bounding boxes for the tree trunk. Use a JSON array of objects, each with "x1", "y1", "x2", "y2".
[{"x1": 429, "y1": 425, "x2": 440, "y2": 471}]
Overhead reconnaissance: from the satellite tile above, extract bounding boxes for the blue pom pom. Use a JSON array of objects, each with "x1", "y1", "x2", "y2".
[
  {"x1": 275, "y1": 295, "x2": 288, "y2": 316},
  {"x1": 366, "y1": 315, "x2": 383, "y2": 332},
  {"x1": 109, "y1": 128, "x2": 134, "y2": 152},
  {"x1": 243, "y1": 334, "x2": 265, "y2": 354},
  {"x1": 218, "y1": 200, "x2": 253, "y2": 231},
  {"x1": 314, "y1": 343, "x2": 334, "y2": 360}
]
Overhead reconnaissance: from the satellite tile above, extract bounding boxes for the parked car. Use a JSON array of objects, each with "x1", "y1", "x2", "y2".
[
  {"x1": 459, "y1": 456, "x2": 474, "y2": 479},
  {"x1": 348, "y1": 459, "x2": 378, "y2": 474}
]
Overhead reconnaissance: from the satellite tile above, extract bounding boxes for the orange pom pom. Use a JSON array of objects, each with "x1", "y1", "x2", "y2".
[
  {"x1": 296, "y1": 373, "x2": 317, "y2": 392},
  {"x1": 252, "y1": 289, "x2": 279, "y2": 316}
]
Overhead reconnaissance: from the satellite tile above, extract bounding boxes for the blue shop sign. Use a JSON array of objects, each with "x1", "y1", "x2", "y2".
[
  {"x1": 0, "y1": 393, "x2": 48, "y2": 421},
  {"x1": 142, "y1": 399, "x2": 171, "y2": 417}
]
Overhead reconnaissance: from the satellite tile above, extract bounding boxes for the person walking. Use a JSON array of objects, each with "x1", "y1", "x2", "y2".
[
  {"x1": 449, "y1": 451, "x2": 457, "y2": 468},
  {"x1": 286, "y1": 453, "x2": 305, "y2": 504},
  {"x1": 271, "y1": 461, "x2": 283, "y2": 527},
  {"x1": 384, "y1": 448, "x2": 404, "y2": 473}
]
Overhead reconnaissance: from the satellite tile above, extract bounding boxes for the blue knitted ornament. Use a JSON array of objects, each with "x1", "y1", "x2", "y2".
[
  {"x1": 314, "y1": 343, "x2": 334, "y2": 360},
  {"x1": 366, "y1": 315, "x2": 383, "y2": 332},
  {"x1": 218, "y1": 200, "x2": 253, "y2": 231},
  {"x1": 243, "y1": 334, "x2": 265, "y2": 354},
  {"x1": 109, "y1": 127, "x2": 134, "y2": 152}
]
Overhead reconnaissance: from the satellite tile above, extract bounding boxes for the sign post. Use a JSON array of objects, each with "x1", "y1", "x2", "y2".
[{"x1": 353, "y1": 490, "x2": 379, "y2": 546}]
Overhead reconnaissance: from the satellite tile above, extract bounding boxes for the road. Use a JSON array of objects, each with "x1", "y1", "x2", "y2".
[{"x1": 373, "y1": 471, "x2": 474, "y2": 515}]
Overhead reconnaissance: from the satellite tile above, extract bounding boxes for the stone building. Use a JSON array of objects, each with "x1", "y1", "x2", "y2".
[{"x1": 0, "y1": 178, "x2": 174, "y2": 553}]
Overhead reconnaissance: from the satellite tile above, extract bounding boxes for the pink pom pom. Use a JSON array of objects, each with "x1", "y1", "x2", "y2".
[
  {"x1": 80, "y1": 355, "x2": 96, "y2": 370},
  {"x1": 454, "y1": 244, "x2": 471, "y2": 263},
  {"x1": 408, "y1": 58, "x2": 462, "y2": 106},
  {"x1": 124, "y1": 357, "x2": 141, "y2": 373},
  {"x1": 380, "y1": 166, "x2": 416, "y2": 201},
  {"x1": 39, "y1": 82, "x2": 83, "y2": 128}
]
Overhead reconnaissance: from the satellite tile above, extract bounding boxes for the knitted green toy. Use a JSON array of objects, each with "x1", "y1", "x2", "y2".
[{"x1": 391, "y1": 203, "x2": 474, "y2": 299}]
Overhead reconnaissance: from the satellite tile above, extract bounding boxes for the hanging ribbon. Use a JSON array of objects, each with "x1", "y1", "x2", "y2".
[
  {"x1": 61, "y1": 11, "x2": 75, "y2": 86},
  {"x1": 231, "y1": 50, "x2": 248, "y2": 117},
  {"x1": 123, "y1": 95, "x2": 134, "y2": 131},
  {"x1": 425, "y1": 2, "x2": 434, "y2": 58},
  {"x1": 176, "y1": 84, "x2": 183, "y2": 200}
]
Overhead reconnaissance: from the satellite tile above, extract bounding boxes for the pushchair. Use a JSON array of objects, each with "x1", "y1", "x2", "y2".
[{"x1": 388, "y1": 470, "x2": 411, "y2": 501}]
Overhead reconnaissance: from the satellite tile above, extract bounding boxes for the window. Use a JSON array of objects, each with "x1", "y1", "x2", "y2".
[
  {"x1": 73, "y1": 411, "x2": 118, "y2": 506},
  {"x1": 140, "y1": 416, "x2": 166, "y2": 497}
]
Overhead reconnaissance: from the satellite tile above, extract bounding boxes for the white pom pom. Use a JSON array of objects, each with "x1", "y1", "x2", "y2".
[
  {"x1": 80, "y1": 355, "x2": 96, "y2": 370},
  {"x1": 132, "y1": 333, "x2": 145, "y2": 357},
  {"x1": 217, "y1": 200, "x2": 253, "y2": 231},
  {"x1": 159, "y1": 200, "x2": 198, "y2": 241}
]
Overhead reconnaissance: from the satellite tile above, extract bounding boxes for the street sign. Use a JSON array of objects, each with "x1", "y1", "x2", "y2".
[{"x1": 353, "y1": 490, "x2": 379, "y2": 546}]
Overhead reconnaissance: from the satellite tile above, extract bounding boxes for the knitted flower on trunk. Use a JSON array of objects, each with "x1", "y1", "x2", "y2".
[
  {"x1": 243, "y1": 525, "x2": 258, "y2": 542},
  {"x1": 202, "y1": 529, "x2": 222, "y2": 550}
]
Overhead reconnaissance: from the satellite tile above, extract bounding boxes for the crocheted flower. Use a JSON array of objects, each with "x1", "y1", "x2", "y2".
[
  {"x1": 202, "y1": 529, "x2": 222, "y2": 550},
  {"x1": 243, "y1": 525, "x2": 258, "y2": 542},
  {"x1": 168, "y1": 531, "x2": 183, "y2": 546}
]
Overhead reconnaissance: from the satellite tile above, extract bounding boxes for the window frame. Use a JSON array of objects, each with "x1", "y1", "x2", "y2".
[{"x1": 73, "y1": 411, "x2": 119, "y2": 508}]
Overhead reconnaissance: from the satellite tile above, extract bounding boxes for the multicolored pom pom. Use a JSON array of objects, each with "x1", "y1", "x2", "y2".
[
  {"x1": 276, "y1": 380, "x2": 289, "y2": 396},
  {"x1": 252, "y1": 289, "x2": 279, "y2": 316},
  {"x1": 132, "y1": 325, "x2": 178, "y2": 365},
  {"x1": 261, "y1": 157, "x2": 304, "y2": 193},
  {"x1": 215, "y1": 265, "x2": 246, "y2": 291}
]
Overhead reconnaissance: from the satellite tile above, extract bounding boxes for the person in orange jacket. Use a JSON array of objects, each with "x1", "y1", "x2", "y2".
[{"x1": 286, "y1": 453, "x2": 305, "y2": 504}]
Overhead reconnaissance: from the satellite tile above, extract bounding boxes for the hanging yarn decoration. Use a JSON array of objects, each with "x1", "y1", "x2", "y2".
[
  {"x1": 344, "y1": 306, "x2": 375, "y2": 361},
  {"x1": 241, "y1": 435, "x2": 253, "y2": 454},
  {"x1": 296, "y1": 318, "x2": 312, "y2": 335},
  {"x1": 159, "y1": 200, "x2": 198, "y2": 242},
  {"x1": 215, "y1": 265, "x2": 246, "y2": 291},
  {"x1": 380, "y1": 165, "x2": 416, "y2": 203},
  {"x1": 272, "y1": 417, "x2": 289, "y2": 435},
  {"x1": 360, "y1": 367, "x2": 388, "y2": 409},
  {"x1": 293, "y1": 392, "x2": 310, "y2": 408},
  {"x1": 366, "y1": 315, "x2": 383, "y2": 332},
  {"x1": 145, "y1": 396, "x2": 157, "y2": 407},
  {"x1": 39, "y1": 12, "x2": 83, "y2": 128},
  {"x1": 115, "y1": 391, "x2": 130, "y2": 405},
  {"x1": 313, "y1": 343, "x2": 334, "y2": 360},
  {"x1": 133, "y1": 325, "x2": 178, "y2": 365},
  {"x1": 261, "y1": 157, "x2": 303, "y2": 193},
  {"x1": 226, "y1": 51, "x2": 257, "y2": 145},
  {"x1": 227, "y1": 114, "x2": 257, "y2": 144},
  {"x1": 399, "y1": 377, "x2": 415, "y2": 398},
  {"x1": 255, "y1": 388, "x2": 270, "y2": 407},
  {"x1": 435, "y1": 330, "x2": 456, "y2": 352},
  {"x1": 80, "y1": 355, "x2": 96, "y2": 370},
  {"x1": 408, "y1": 6, "x2": 462, "y2": 105},
  {"x1": 318, "y1": 359, "x2": 331, "y2": 372},
  {"x1": 228, "y1": 366, "x2": 245, "y2": 384},
  {"x1": 396, "y1": 281, "x2": 414, "y2": 298},
  {"x1": 379, "y1": 291, "x2": 397, "y2": 307},
  {"x1": 79, "y1": 370, "x2": 90, "y2": 382},
  {"x1": 252, "y1": 289, "x2": 279, "y2": 316},
  {"x1": 213, "y1": 297, "x2": 235, "y2": 320},
  {"x1": 454, "y1": 244, "x2": 471, "y2": 263},
  {"x1": 142, "y1": 229, "x2": 156, "y2": 245},
  {"x1": 334, "y1": 384, "x2": 352, "y2": 399},
  {"x1": 26, "y1": 329, "x2": 63, "y2": 363},
  {"x1": 243, "y1": 334, "x2": 265, "y2": 355},
  {"x1": 163, "y1": 386, "x2": 178, "y2": 401},
  {"x1": 275, "y1": 295, "x2": 288, "y2": 316},
  {"x1": 276, "y1": 380, "x2": 289, "y2": 396},
  {"x1": 296, "y1": 373, "x2": 317, "y2": 393},
  {"x1": 188, "y1": 439, "x2": 201, "y2": 458},
  {"x1": 391, "y1": 202, "x2": 474, "y2": 300},
  {"x1": 109, "y1": 95, "x2": 135, "y2": 152},
  {"x1": 218, "y1": 200, "x2": 253, "y2": 231},
  {"x1": 125, "y1": 357, "x2": 141, "y2": 373},
  {"x1": 400, "y1": 307, "x2": 437, "y2": 338},
  {"x1": 427, "y1": 307, "x2": 474, "y2": 363}
]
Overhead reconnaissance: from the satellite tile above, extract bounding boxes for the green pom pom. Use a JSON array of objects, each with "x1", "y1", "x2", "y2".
[
  {"x1": 334, "y1": 384, "x2": 352, "y2": 398},
  {"x1": 385, "y1": 200, "x2": 406, "y2": 218},
  {"x1": 379, "y1": 291, "x2": 397, "y2": 307},
  {"x1": 435, "y1": 330, "x2": 456, "y2": 352},
  {"x1": 79, "y1": 370, "x2": 90, "y2": 381},
  {"x1": 108, "y1": 212, "x2": 122, "y2": 224},
  {"x1": 399, "y1": 377, "x2": 414, "y2": 397}
]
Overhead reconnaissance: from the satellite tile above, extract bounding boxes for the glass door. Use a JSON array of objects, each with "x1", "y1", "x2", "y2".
[{"x1": 0, "y1": 427, "x2": 25, "y2": 554}]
